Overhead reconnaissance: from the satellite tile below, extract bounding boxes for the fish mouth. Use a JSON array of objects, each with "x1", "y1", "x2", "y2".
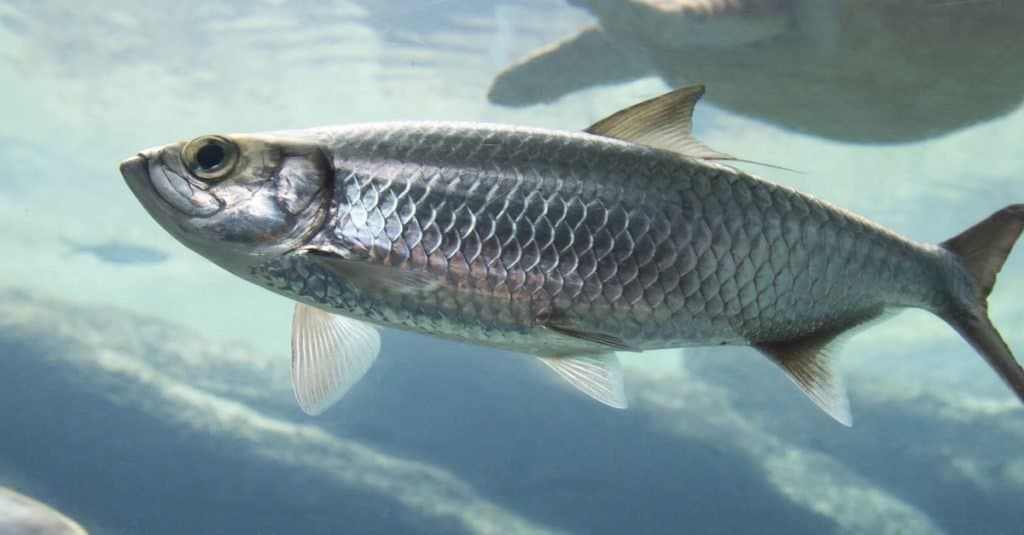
[
  {"x1": 119, "y1": 151, "x2": 221, "y2": 219},
  {"x1": 120, "y1": 154, "x2": 160, "y2": 210},
  {"x1": 119, "y1": 155, "x2": 149, "y2": 190},
  {"x1": 120, "y1": 153, "x2": 175, "y2": 230}
]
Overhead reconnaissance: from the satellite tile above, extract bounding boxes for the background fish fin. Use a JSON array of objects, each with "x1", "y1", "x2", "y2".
[
  {"x1": 487, "y1": 23, "x2": 652, "y2": 107},
  {"x1": 301, "y1": 247, "x2": 440, "y2": 295},
  {"x1": 754, "y1": 310, "x2": 886, "y2": 427},
  {"x1": 539, "y1": 354, "x2": 628, "y2": 409},
  {"x1": 291, "y1": 303, "x2": 381, "y2": 415},
  {"x1": 539, "y1": 313, "x2": 634, "y2": 351}
]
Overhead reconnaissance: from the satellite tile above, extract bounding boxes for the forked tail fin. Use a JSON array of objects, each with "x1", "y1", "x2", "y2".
[{"x1": 940, "y1": 204, "x2": 1024, "y2": 403}]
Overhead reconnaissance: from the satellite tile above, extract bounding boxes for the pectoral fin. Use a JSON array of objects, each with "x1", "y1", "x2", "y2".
[
  {"x1": 291, "y1": 303, "x2": 381, "y2": 415},
  {"x1": 300, "y1": 246, "x2": 440, "y2": 295},
  {"x1": 538, "y1": 311, "x2": 635, "y2": 351},
  {"x1": 539, "y1": 354, "x2": 628, "y2": 409}
]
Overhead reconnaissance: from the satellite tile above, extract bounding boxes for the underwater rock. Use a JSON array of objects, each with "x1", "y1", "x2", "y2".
[
  {"x1": 488, "y1": 0, "x2": 1024, "y2": 144},
  {"x1": 0, "y1": 486, "x2": 87, "y2": 535},
  {"x1": 0, "y1": 288, "x2": 1021, "y2": 534}
]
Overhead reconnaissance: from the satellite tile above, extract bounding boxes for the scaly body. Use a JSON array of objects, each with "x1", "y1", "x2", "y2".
[
  {"x1": 120, "y1": 86, "x2": 1024, "y2": 424},
  {"x1": 254, "y1": 122, "x2": 942, "y2": 356}
]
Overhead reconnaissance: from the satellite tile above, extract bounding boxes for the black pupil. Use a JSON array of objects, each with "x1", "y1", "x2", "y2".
[{"x1": 196, "y1": 141, "x2": 226, "y2": 171}]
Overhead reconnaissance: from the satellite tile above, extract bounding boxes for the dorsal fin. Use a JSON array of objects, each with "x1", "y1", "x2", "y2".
[
  {"x1": 754, "y1": 309, "x2": 887, "y2": 426},
  {"x1": 584, "y1": 85, "x2": 733, "y2": 161},
  {"x1": 585, "y1": 85, "x2": 798, "y2": 172}
]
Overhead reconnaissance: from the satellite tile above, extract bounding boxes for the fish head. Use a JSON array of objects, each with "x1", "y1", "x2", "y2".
[{"x1": 119, "y1": 133, "x2": 331, "y2": 270}]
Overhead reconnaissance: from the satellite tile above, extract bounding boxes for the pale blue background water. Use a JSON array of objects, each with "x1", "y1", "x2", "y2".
[{"x1": 1, "y1": 1, "x2": 1022, "y2": 534}]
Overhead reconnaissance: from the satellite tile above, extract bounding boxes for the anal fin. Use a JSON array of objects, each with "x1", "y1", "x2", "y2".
[
  {"x1": 754, "y1": 310, "x2": 886, "y2": 427},
  {"x1": 539, "y1": 354, "x2": 628, "y2": 409}
]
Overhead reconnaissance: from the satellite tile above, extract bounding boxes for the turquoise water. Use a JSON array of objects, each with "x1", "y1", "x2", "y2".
[{"x1": 1, "y1": 1, "x2": 1022, "y2": 534}]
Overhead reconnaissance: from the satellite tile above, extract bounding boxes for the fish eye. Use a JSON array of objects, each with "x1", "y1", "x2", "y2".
[{"x1": 182, "y1": 135, "x2": 239, "y2": 180}]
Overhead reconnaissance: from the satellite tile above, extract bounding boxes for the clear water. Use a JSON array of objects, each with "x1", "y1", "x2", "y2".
[{"x1": 1, "y1": 1, "x2": 1022, "y2": 534}]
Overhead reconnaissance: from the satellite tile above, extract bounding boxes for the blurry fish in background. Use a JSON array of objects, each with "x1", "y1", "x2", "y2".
[
  {"x1": 119, "y1": 86, "x2": 1024, "y2": 425},
  {"x1": 348, "y1": 0, "x2": 584, "y2": 103},
  {"x1": 0, "y1": 486, "x2": 88, "y2": 535},
  {"x1": 61, "y1": 237, "x2": 169, "y2": 265},
  {"x1": 488, "y1": 0, "x2": 1024, "y2": 144}
]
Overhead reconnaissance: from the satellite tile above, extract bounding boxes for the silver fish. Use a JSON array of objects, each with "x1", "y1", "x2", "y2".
[{"x1": 119, "y1": 86, "x2": 1024, "y2": 424}]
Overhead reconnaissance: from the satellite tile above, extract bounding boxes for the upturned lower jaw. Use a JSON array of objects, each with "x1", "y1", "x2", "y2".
[
  {"x1": 119, "y1": 154, "x2": 161, "y2": 211},
  {"x1": 121, "y1": 151, "x2": 223, "y2": 219},
  {"x1": 149, "y1": 164, "x2": 221, "y2": 217},
  {"x1": 119, "y1": 155, "x2": 148, "y2": 188}
]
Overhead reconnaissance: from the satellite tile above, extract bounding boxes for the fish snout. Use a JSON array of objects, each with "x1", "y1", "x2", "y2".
[
  {"x1": 120, "y1": 149, "x2": 221, "y2": 219},
  {"x1": 119, "y1": 145, "x2": 167, "y2": 184},
  {"x1": 119, "y1": 154, "x2": 155, "y2": 204},
  {"x1": 119, "y1": 154, "x2": 148, "y2": 184}
]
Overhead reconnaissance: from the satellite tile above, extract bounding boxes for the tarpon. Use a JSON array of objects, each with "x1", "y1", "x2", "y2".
[{"x1": 118, "y1": 86, "x2": 1024, "y2": 424}]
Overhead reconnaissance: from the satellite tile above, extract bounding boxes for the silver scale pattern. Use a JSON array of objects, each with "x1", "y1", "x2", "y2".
[{"x1": 256, "y1": 122, "x2": 938, "y2": 355}]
